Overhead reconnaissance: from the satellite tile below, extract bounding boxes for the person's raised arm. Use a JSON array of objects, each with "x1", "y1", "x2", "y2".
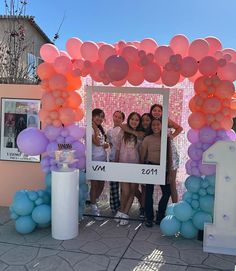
[
  {"x1": 120, "y1": 123, "x2": 145, "y2": 139},
  {"x1": 168, "y1": 118, "x2": 183, "y2": 139}
]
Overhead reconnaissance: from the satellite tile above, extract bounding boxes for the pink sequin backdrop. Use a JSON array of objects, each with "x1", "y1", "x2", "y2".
[{"x1": 80, "y1": 79, "x2": 194, "y2": 202}]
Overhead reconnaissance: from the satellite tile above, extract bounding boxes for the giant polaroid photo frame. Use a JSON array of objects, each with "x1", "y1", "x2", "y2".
[{"x1": 86, "y1": 86, "x2": 169, "y2": 185}]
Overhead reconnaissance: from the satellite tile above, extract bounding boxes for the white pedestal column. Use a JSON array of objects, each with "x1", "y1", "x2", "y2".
[{"x1": 51, "y1": 170, "x2": 79, "y2": 240}]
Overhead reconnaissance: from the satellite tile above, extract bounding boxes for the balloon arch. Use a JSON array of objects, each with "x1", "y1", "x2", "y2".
[{"x1": 11, "y1": 35, "x2": 236, "y2": 237}]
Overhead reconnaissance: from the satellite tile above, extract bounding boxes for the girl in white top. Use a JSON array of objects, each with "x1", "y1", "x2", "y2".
[{"x1": 90, "y1": 108, "x2": 109, "y2": 219}]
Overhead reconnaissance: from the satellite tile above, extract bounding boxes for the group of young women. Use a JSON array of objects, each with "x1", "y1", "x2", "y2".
[{"x1": 90, "y1": 104, "x2": 183, "y2": 227}]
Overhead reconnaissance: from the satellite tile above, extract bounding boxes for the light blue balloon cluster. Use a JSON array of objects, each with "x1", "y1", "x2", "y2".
[
  {"x1": 160, "y1": 174, "x2": 215, "y2": 239},
  {"x1": 9, "y1": 170, "x2": 88, "y2": 234}
]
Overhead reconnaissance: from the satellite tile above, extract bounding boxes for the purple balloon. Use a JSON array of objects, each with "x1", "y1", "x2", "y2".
[
  {"x1": 77, "y1": 157, "x2": 86, "y2": 169},
  {"x1": 202, "y1": 143, "x2": 211, "y2": 151},
  {"x1": 56, "y1": 136, "x2": 65, "y2": 144},
  {"x1": 17, "y1": 128, "x2": 48, "y2": 155},
  {"x1": 187, "y1": 129, "x2": 199, "y2": 143},
  {"x1": 67, "y1": 125, "x2": 86, "y2": 140},
  {"x1": 226, "y1": 130, "x2": 236, "y2": 141},
  {"x1": 65, "y1": 136, "x2": 75, "y2": 144},
  {"x1": 43, "y1": 125, "x2": 62, "y2": 141},
  {"x1": 60, "y1": 128, "x2": 69, "y2": 138},
  {"x1": 72, "y1": 141, "x2": 86, "y2": 153},
  {"x1": 40, "y1": 156, "x2": 50, "y2": 167},
  {"x1": 185, "y1": 160, "x2": 192, "y2": 172},
  {"x1": 46, "y1": 141, "x2": 58, "y2": 157},
  {"x1": 49, "y1": 158, "x2": 57, "y2": 166},
  {"x1": 42, "y1": 165, "x2": 50, "y2": 174},
  {"x1": 199, "y1": 163, "x2": 216, "y2": 176},
  {"x1": 191, "y1": 167, "x2": 201, "y2": 177},
  {"x1": 199, "y1": 127, "x2": 216, "y2": 144},
  {"x1": 188, "y1": 144, "x2": 203, "y2": 161}
]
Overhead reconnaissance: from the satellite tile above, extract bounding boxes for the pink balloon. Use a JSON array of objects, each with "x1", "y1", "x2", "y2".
[
  {"x1": 104, "y1": 55, "x2": 129, "y2": 81},
  {"x1": 215, "y1": 80, "x2": 235, "y2": 99},
  {"x1": 90, "y1": 61, "x2": 103, "y2": 82},
  {"x1": 217, "y1": 62, "x2": 236, "y2": 82},
  {"x1": 60, "y1": 50, "x2": 72, "y2": 59},
  {"x1": 127, "y1": 65, "x2": 144, "y2": 86},
  {"x1": 161, "y1": 70, "x2": 180, "y2": 87},
  {"x1": 188, "y1": 39, "x2": 209, "y2": 61},
  {"x1": 111, "y1": 78, "x2": 126, "y2": 87},
  {"x1": 154, "y1": 46, "x2": 174, "y2": 67},
  {"x1": 202, "y1": 97, "x2": 222, "y2": 114},
  {"x1": 139, "y1": 38, "x2": 158, "y2": 54},
  {"x1": 121, "y1": 45, "x2": 139, "y2": 65},
  {"x1": 66, "y1": 37, "x2": 82, "y2": 59},
  {"x1": 181, "y1": 56, "x2": 198, "y2": 77},
  {"x1": 188, "y1": 112, "x2": 206, "y2": 129},
  {"x1": 199, "y1": 56, "x2": 218, "y2": 76},
  {"x1": 205, "y1": 37, "x2": 222, "y2": 56},
  {"x1": 98, "y1": 44, "x2": 116, "y2": 63},
  {"x1": 59, "y1": 108, "x2": 75, "y2": 126},
  {"x1": 222, "y1": 48, "x2": 236, "y2": 63},
  {"x1": 73, "y1": 59, "x2": 84, "y2": 70},
  {"x1": 143, "y1": 63, "x2": 161, "y2": 82},
  {"x1": 37, "y1": 63, "x2": 55, "y2": 80},
  {"x1": 48, "y1": 74, "x2": 68, "y2": 91},
  {"x1": 170, "y1": 34, "x2": 189, "y2": 57},
  {"x1": 42, "y1": 93, "x2": 58, "y2": 111},
  {"x1": 53, "y1": 56, "x2": 72, "y2": 75},
  {"x1": 40, "y1": 44, "x2": 60, "y2": 63},
  {"x1": 80, "y1": 41, "x2": 99, "y2": 62}
]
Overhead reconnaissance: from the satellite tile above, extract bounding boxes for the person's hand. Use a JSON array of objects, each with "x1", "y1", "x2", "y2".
[{"x1": 136, "y1": 131, "x2": 145, "y2": 139}]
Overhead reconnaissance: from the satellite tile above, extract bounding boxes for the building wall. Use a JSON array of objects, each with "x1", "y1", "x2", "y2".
[{"x1": 0, "y1": 84, "x2": 44, "y2": 206}]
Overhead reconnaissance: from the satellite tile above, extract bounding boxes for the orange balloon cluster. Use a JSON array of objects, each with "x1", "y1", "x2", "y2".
[
  {"x1": 37, "y1": 35, "x2": 236, "y2": 88},
  {"x1": 37, "y1": 44, "x2": 84, "y2": 127},
  {"x1": 188, "y1": 75, "x2": 235, "y2": 130}
]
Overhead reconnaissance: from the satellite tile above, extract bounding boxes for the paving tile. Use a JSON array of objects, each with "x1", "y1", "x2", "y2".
[
  {"x1": 0, "y1": 243, "x2": 14, "y2": 256},
  {"x1": 115, "y1": 258, "x2": 187, "y2": 271},
  {"x1": 172, "y1": 239, "x2": 203, "y2": 250},
  {"x1": 0, "y1": 246, "x2": 38, "y2": 265},
  {"x1": 0, "y1": 207, "x2": 10, "y2": 225},
  {"x1": 0, "y1": 260, "x2": 7, "y2": 271},
  {"x1": 80, "y1": 240, "x2": 110, "y2": 254},
  {"x1": 58, "y1": 250, "x2": 88, "y2": 266},
  {"x1": 4, "y1": 266, "x2": 27, "y2": 271},
  {"x1": 0, "y1": 224, "x2": 25, "y2": 244},
  {"x1": 73, "y1": 254, "x2": 119, "y2": 271},
  {"x1": 180, "y1": 249, "x2": 209, "y2": 265},
  {"x1": 203, "y1": 254, "x2": 236, "y2": 270},
  {"x1": 26, "y1": 255, "x2": 74, "y2": 271}
]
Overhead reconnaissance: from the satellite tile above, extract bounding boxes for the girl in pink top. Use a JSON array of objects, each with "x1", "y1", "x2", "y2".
[{"x1": 115, "y1": 112, "x2": 141, "y2": 225}]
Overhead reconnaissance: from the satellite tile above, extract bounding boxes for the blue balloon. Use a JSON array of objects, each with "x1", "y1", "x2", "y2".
[
  {"x1": 10, "y1": 211, "x2": 19, "y2": 220},
  {"x1": 199, "y1": 195, "x2": 214, "y2": 214},
  {"x1": 174, "y1": 201, "x2": 193, "y2": 222},
  {"x1": 165, "y1": 203, "x2": 176, "y2": 216},
  {"x1": 206, "y1": 186, "x2": 215, "y2": 195},
  {"x1": 35, "y1": 197, "x2": 43, "y2": 206},
  {"x1": 42, "y1": 191, "x2": 51, "y2": 204},
  {"x1": 37, "y1": 190, "x2": 44, "y2": 197},
  {"x1": 198, "y1": 188, "x2": 207, "y2": 197},
  {"x1": 182, "y1": 191, "x2": 192, "y2": 201},
  {"x1": 192, "y1": 211, "x2": 212, "y2": 230},
  {"x1": 27, "y1": 191, "x2": 38, "y2": 201},
  {"x1": 32, "y1": 204, "x2": 51, "y2": 224},
  {"x1": 192, "y1": 193, "x2": 199, "y2": 200},
  {"x1": 15, "y1": 216, "x2": 36, "y2": 234},
  {"x1": 160, "y1": 215, "x2": 181, "y2": 236},
  {"x1": 204, "y1": 175, "x2": 215, "y2": 187},
  {"x1": 185, "y1": 176, "x2": 202, "y2": 193},
  {"x1": 180, "y1": 220, "x2": 198, "y2": 239},
  {"x1": 79, "y1": 170, "x2": 86, "y2": 184},
  {"x1": 45, "y1": 173, "x2": 52, "y2": 188},
  {"x1": 201, "y1": 179, "x2": 209, "y2": 189},
  {"x1": 191, "y1": 199, "x2": 199, "y2": 210},
  {"x1": 12, "y1": 194, "x2": 34, "y2": 216}
]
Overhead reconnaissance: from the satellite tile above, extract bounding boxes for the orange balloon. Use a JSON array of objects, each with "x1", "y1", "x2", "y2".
[
  {"x1": 98, "y1": 44, "x2": 116, "y2": 63},
  {"x1": 202, "y1": 97, "x2": 222, "y2": 114},
  {"x1": 42, "y1": 93, "x2": 58, "y2": 111},
  {"x1": 220, "y1": 117, "x2": 233, "y2": 130},
  {"x1": 215, "y1": 80, "x2": 235, "y2": 99},
  {"x1": 127, "y1": 65, "x2": 144, "y2": 86},
  {"x1": 48, "y1": 74, "x2": 68, "y2": 91},
  {"x1": 66, "y1": 73, "x2": 82, "y2": 91},
  {"x1": 37, "y1": 63, "x2": 55, "y2": 80},
  {"x1": 59, "y1": 108, "x2": 75, "y2": 126},
  {"x1": 53, "y1": 56, "x2": 73, "y2": 75},
  {"x1": 66, "y1": 91, "x2": 82, "y2": 109},
  {"x1": 188, "y1": 112, "x2": 206, "y2": 129},
  {"x1": 74, "y1": 108, "x2": 84, "y2": 122},
  {"x1": 193, "y1": 76, "x2": 208, "y2": 94},
  {"x1": 211, "y1": 121, "x2": 221, "y2": 130},
  {"x1": 230, "y1": 99, "x2": 236, "y2": 110},
  {"x1": 161, "y1": 70, "x2": 180, "y2": 87},
  {"x1": 38, "y1": 109, "x2": 48, "y2": 122},
  {"x1": 181, "y1": 56, "x2": 198, "y2": 77}
]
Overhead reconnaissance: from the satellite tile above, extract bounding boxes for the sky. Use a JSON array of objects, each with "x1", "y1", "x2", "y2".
[{"x1": 1, "y1": 0, "x2": 236, "y2": 51}]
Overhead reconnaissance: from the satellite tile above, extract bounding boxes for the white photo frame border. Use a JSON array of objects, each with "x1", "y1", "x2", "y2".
[{"x1": 86, "y1": 86, "x2": 169, "y2": 185}]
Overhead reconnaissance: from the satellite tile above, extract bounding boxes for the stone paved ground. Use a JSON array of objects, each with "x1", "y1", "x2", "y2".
[{"x1": 0, "y1": 205, "x2": 236, "y2": 271}]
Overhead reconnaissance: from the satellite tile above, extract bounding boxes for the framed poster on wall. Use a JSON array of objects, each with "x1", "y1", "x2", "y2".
[{"x1": 0, "y1": 98, "x2": 41, "y2": 162}]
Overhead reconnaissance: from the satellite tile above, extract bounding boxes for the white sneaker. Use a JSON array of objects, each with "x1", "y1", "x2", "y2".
[
  {"x1": 120, "y1": 213, "x2": 129, "y2": 226},
  {"x1": 91, "y1": 204, "x2": 103, "y2": 221},
  {"x1": 114, "y1": 211, "x2": 122, "y2": 223}
]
